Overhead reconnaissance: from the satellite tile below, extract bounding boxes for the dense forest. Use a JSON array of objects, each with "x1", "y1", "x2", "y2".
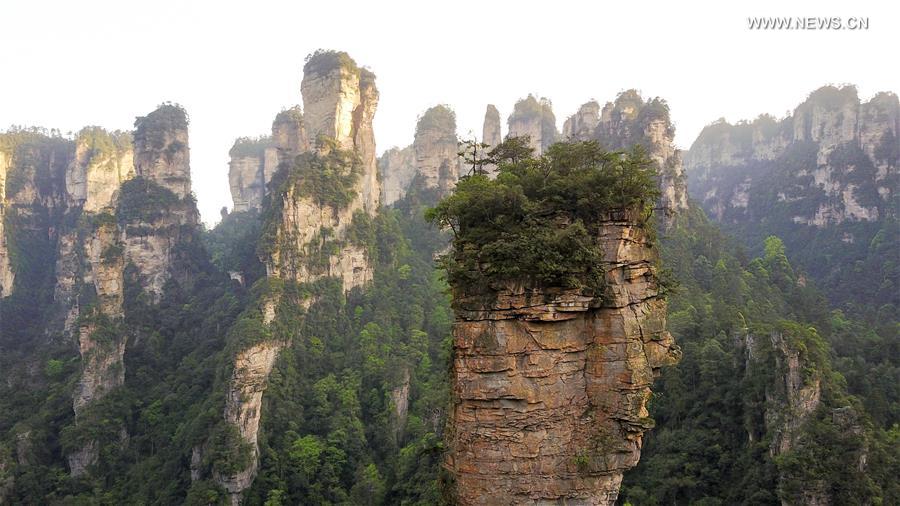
[{"x1": 0, "y1": 88, "x2": 897, "y2": 504}]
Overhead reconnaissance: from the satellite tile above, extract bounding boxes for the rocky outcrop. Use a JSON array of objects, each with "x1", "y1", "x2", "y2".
[
  {"x1": 377, "y1": 105, "x2": 460, "y2": 206},
  {"x1": 67, "y1": 128, "x2": 134, "y2": 213},
  {"x1": 413, "y1": 105, "x2": 460, "y2": 195},
  {"x1": 217, "y1": 341, "x2": 284, "y2": 503},
  {"x1": 483, "y1": 105, "x2": 502, "y2": 149},
  {"x1": 685, "y1": 86, "x2": 898, "y2": 226},
  {"x1": 217, "y1": 51, "x2": 381, "y2": 501},
  {"x1": 562, "y1": 100, "x2": 601, "y2": 141},
  {"x1": 597, "y1": 91, "x2": 688, "y2": 214},
  {"x1": 559, "y1": 92, "x2": 689, "y2": 216},
  {"x1": 0, "y1": 151, "x2": 13, "y2": 297},
  {"x1": 123, "y1": 104, "x2": 200, "y2": 300},
  {"x1": 507, "y1": 95, "x2": 557, "y2": 155},
  {"x1": 228, "y1": 137, "x2": 270, "y2": 212},
  {"x1": 378, "y1": 146, "x2": 416, "y2": 206},
  {"x1": 444, "y1": 210, "x2": 681, "y2": 505},
  {"x1": 133, "y1": 104, "x2": 192, "y2": 200}
]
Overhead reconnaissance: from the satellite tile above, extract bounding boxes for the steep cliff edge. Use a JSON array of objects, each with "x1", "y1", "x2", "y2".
[
  {"x1": 434, "y1": 142, "x2": 680, "y2": 505},
  {"x1": 445, "y1": 214, "x2": 679, "y2": 505},
  {"x1": 215, "y1": 50, "x2": 381, "y2": 503}
]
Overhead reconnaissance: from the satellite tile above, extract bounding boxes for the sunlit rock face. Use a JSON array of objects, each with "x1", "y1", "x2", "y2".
[
  {"x1": 217, "y1": 51, "x2": 381, "y2": 502},
  {"x1": 444, "y1": 210, "x2": 681, "y2": 506},
  {"x1": 507, "y1": 95, "x2": 558, "y2": 155},
  {"x1": 685, "y1": 86, "x2": 898, "y2": 227},
  {"x1": 132, "y1": 104, "x2": 192, "y2": 200}
]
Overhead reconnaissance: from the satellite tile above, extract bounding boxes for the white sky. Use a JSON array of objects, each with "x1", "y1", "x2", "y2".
[{"x1": 1, "y1": 0, "x2": 897, "y2": 226}]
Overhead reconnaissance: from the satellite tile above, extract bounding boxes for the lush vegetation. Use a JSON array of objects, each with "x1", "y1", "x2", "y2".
[
  {"x1": 303, "y1": 50, "x2": 360, "y2": 76},
  {"x1": 620, "y1": 207, "x2": 900, "y2": 505},
  {"x1": 427, "y1": 139, "x2": 660, "y2": 294}
]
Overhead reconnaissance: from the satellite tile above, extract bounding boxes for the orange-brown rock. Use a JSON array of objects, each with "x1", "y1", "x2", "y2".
[{"x1": 444, "y1": 211, "x2": 680, "y2": 505}]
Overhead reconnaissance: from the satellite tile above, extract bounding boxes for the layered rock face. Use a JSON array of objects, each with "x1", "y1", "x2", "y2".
[
  {"x1": 133, "y1": 104, "x2": 192, "y2": 199},
  {"x1": 507, "y1": 95, "x2": 558, "y2": 155},
  {"x1": 685, "y1": 86, "x2": 898, "y2": 226},
  {"x1": 444, "y1": 210, "x2": 681, "y2": 505}
]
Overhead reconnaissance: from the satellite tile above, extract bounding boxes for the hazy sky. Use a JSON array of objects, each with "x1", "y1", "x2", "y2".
[{"x1": 2, "y1": 0, "x2": 897, "y2": 225}]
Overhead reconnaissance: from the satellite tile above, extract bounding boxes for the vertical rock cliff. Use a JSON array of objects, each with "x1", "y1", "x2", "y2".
[
  {"x1": 378, "y1": 145, "x2": 416, "y2": 206},
  {"x1": 483, "y1": 104, "x2": 502, "y2": 149},
  {"x1": 228, "y1": 137, "x2": 270, "y2": 212},
  {"x1": 0, "y1": 150, "x2": 14, "y2": 297},
  {"x1": 412, "y1": 105, "x2": 461, "y2": 196},
  {"x1": 133, "y1": 103, "x2": 192, "y2": 200},
  {"x1": 122, "y1": 105, "x2": 201, "y2": 300},
  {"x1": 444, "y1": 210, "x2": 681, "y2": 505},
  {"x1": 507, "y1": 95, "x2": 558, "y2": 155},
  {"x1": 561, "y1": 92, "x2": 689, "y2": 216},
  {"x1": 216, "y1": 50, "x2": 381, "y2": 503},
  {"x1": 685, "y1": 86, "x2": 898, "y2": 227},
  {"x1": 377, "y1": 105, "x2": 460, "y2": 206}
]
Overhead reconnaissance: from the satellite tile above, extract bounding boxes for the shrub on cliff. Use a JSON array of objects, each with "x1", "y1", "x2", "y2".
[{"x1": 427, "y1": 139, "x2": 660, "y2": 294}]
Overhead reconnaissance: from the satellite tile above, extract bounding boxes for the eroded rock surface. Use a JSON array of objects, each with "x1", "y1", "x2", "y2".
[{"x1": 445, "y1": 211, "x2": 681, "y2": 505}]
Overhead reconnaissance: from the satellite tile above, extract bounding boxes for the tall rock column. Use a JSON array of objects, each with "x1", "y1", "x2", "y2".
[
  {"x1": 413, "y1": 105, "x2": 460, "y2": 195},
  {"x1": 444, "y1": 210, "x2": 681, "y2": 505},
  {"x1": 592, "y1": 91, "x2": 689, "y2": 215},
  {"x1": 123, "y1": 104, "x2": 200, "y2": 299},
  {"x1": 0, "y1": 151, "x2": 13, "y2": 297},
  {"x1": 216, "y1": 51, "x2": 381, "y2": 504},
  {"x1": 507, "y1": 95, "x2": 558, "y2": 155}
]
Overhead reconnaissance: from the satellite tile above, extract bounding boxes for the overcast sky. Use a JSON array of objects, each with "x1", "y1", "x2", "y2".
[{"x1": 1, "y1": 0, "x2": 896, "y2": 225}]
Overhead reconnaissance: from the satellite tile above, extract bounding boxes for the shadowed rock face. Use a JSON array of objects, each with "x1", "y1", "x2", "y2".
[{"x1": 445, "y1": 210, "x2": 681, "y2": 505}]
